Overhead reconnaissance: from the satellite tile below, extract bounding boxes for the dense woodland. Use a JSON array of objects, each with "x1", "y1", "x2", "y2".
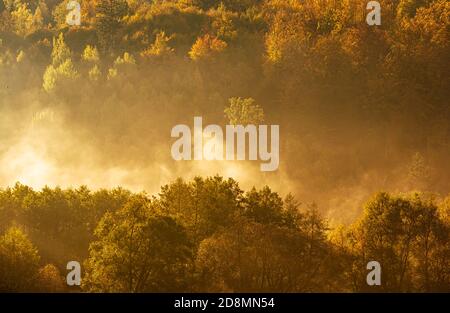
[
  {"x1": 0, "y1": 179, "x2": 449, "y2": 292},
  {"x1": 0, "y1": 0, "x2": 449, "y2": 292}
]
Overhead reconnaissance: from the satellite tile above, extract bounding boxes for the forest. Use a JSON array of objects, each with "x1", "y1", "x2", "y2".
[
  {"x1": 0, "y1": 179, "x2": 449, "y2": 292},
  {"x1": 0, "y1": 0, "x2": 449, "y2": 292}
]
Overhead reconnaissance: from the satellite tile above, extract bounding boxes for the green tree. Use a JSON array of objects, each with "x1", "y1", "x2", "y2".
[
  {"x1": 52, "y1": 0, "x2": 70, "y2": 28},
  {"x1": 346, "y1": 192, "x2": 450, "y2": 292},
  {"x1": 397, "y1": 0, "x2": 432, "y2": 19},
  {"x1": 95, "y1": 0, "x2": 128, "y2": 52},
  {"x1": 159, "y1": 176, "x2": 243, "y2": 244},
  {"x1": 224, "y1": 97, "x2": 264, "y2": 125},
  {"x1": 88, "y1": 64, "x2": 101, "y2": 81},
  {"x1": 82, "y1": 45, "x2": 100, "y2": 63},
  {"x1": 11, "y1": 2, "x2": 33, "y2": 36},
  {"x1": 36, "y1": 264, "x2": 66, "y2": 292},
  {"x1": 83, "y1": 196, "x2": 192, "y2": 292},
  {"x1": 43, "y1": 33, "x2": 78, "y2": 92},
  {"x1": 140, "y1": 31, "x2": 174, "y2": 58},
  {"x1": 243, "y1": 186, "x2": 284, "y2": 225},
  {"x1": 0, "y1": 227, "x2": 40, "y2": 292},
  {"x1": 196, "y1": 211, "x2": 339, "y2": 292},
  {"x1": 31, "y1": 5, "x2": 44, "y2": 30},
  {"x1": 188, "y1": 34, "x2": 227, "y2": 60},
  {"x1": 211, "y1": 3, "x2": 237, "y2": 40},
  {"x1": 51, "y1": 32, "x2": 71, "y2": 66}
]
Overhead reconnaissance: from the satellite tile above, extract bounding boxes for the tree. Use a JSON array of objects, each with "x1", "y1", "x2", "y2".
[
  {"x1": 88, "y1": 64, "x2": 101, "y2": 81},
  {"x1": 36, "y1": 264, "x2": 66, "y2": 292},
  {"x1": 194, "y1": 0, "x2": 259, "y2": 11},
  {"x1": 224, "y1": 97, "x2": 264, "y2": 125},
  {"x1": 397, "y1": 0, "x2": 432, "y2": 19},
  {"x1": 37, "y1": 0, "x2": 50, "y2": 23},
  {"x1": 243, "y1": 186, "x2": 283, "y2": 225},
  {"x1": 345, "y1": 192, "x2": 450, "y2": 292},
  {"x1": 21, "y1": 186, "x2": 94, "y2": 268},
  {"x1": 11, "y1": 2, "x2": 33, "y2": 36},
  {"x1": 188, "y1": 34, "x2": 227, "y2": 60},
  {"x1": 82, "y1": 45, "x2": 101, "y2": 81},
  {"x1": 140, "y1": 31, "x2": 174, "y2": 58},
  {"x1": 42, "y1": 64, "x2": 58, "y2": 91},
  {"x1": 52, "y1": 0, "x2": 70, "y2": 28},
  {"x1": 43, "y1": 33, "x2": 78, "y2": 92},
  {"x1": 0, "y1": 10, "x2": 14, "y2": 32},
  {"x1": 32, "y1": 5, "x2": 44, "y2": 30},
  {"x1": 83, "y1": 196, "x2": 192, "y2": 292},
  {"x1": 0, "y1": 227, "x2": 40, "y2": 292},
  {"x1": 82, "y1": 45, "x2": 100, "y2": 63},
  {"x1": 51, "y1": 32, "x2": 71, "y2": 66},
  {"x1": 211, "y1": 3, "x2": 237, "y2": 40},
  {"x1": 95, "y1": 0, "x2": 128, "y2": 52},
  {"x1": 2, "y1": 0, "x2": 20, "y2": 12},
  {"x1": 158, "y1": 176, "x2": 243, "y2": 244},
  {"x1": 106, "y1": 51, "x2": 136, "y2": 80},
  {"x1": 196, "y1": 211, "x2": 339, "y2": 292}
]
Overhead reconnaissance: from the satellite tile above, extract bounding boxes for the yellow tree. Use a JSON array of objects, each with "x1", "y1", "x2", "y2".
[
  {"x1": 188, "y1": 34, "x2": 227, "y2": 60},
  {"x1": 0, "y1": 227, "x2": 40, "y2": 292},
  {"x1": 11, "y1": 3, "x2": 33, "y2": 36}
]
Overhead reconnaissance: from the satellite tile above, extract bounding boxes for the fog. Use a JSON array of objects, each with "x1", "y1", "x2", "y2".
[
  {"x1": 1, "y1": 0, "x2": 448, "y2": 225},
  {"x1": 2, "y1": 80, "x2": 447, "y2": 225}
]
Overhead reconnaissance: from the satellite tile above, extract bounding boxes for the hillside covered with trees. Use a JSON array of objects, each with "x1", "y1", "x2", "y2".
[
  {"x1": 0, "y1": 0, "x2": 449, "y2": 292},
  {"x1": 0, "y1": 179, "x2": 449, "y2": 292}
]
